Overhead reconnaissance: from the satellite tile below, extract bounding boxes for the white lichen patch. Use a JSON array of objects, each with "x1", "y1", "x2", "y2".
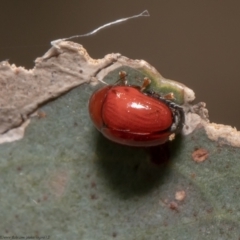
[{"x1": 203, "y1": 122, "x2": 240, "y2": 147}]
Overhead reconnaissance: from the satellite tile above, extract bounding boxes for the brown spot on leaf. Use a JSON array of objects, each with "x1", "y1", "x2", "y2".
[
  {"x1": 37, "y1": 110, "x2": 46, "y2": 119},
  {"x1": 191, "y1": 172, "x2": 196, "y2": 178},
  {"x1": 42, "y1": 195, "x2": 48, "y2": 201},
  {"x1": 90, "y1": 194, "x2": 98, "y2": 200},
  {"x1": 17, "y1": 166, "x2": 22, "y2": 172},
  {"x1": 206, "y1": 207, "x2": 213, "y2": 214},
  {"x1": 192, "y1": 148, "x2": 209, "y2": 162},
  {"x1": 169, "y1": 201, "x2": 179, "y2": 212}
]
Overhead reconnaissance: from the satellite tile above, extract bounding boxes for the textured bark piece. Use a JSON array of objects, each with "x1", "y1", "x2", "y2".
[{"x1": 0, "y1": 41, "x2": 120, "y2": 140}]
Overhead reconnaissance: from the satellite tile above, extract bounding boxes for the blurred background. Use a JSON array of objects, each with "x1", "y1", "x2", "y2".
[{"x1": 1, "y1": 0, "x2": 239, "y2": 129}]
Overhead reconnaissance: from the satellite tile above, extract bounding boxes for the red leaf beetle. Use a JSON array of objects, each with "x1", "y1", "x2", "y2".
[{"x1": 88, "y1": 71, "x2": 184, "y2": 147}]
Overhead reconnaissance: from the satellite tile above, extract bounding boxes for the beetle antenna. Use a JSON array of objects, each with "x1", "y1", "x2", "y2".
[
  {"x1": 51, "y1": 10, "x2": 150, "y2": 46},
  {"x1": 114, "y1": 71, "x2": 128, "y2": 85}
]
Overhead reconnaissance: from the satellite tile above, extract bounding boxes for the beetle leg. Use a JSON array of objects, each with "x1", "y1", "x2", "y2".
[
  {"x1": 163, "y1": 92, "x2": 175, "y2": 100},
  {"x1": 116, "y1": 71, "x2": 128, "y2": 85},
  {"x1": 140, "y1": 77, "x2": 151, "y2": 91},
  {"x1": 170, "y1": 111, "x2": 180, "y2": 132},
  {"x1": 160, "y1": 100, "x2": 184, "y2": 133},
  {"x1": 170, "y1": 106, "x2": 185, "y2": 133}
]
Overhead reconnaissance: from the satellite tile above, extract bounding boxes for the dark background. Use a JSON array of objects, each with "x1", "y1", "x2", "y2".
[{"x1": 1, "y1": 1, "x2": 239, "y2": 129}]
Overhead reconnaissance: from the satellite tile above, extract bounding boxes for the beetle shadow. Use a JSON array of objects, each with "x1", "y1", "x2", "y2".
[{"x1": 94, "y1": 131, "x2": 184, "y2": 199}]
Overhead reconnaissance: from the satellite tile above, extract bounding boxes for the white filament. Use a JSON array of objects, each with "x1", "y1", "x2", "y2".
[{"x1": 51, "y1": 10, "x2": 150, "y2": 46}]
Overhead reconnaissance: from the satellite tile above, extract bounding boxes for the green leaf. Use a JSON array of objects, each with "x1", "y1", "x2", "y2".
[{"x1": 1, "y1": 82, "x2": 240, "y2": 239}]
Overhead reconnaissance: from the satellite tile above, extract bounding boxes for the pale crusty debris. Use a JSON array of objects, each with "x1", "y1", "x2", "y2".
[
  {"x1": 175, "y1": 191, "x2": 186, "y2": 201},
  {"x1": 203, "y1": 122, "x2": 240, "y2": 148},
  {"x1": 0, "y1": 119, "x2": 30, "y2": 144},
  {"x1": 0, "y1": 41, "x2": 120, "y2": 142}
]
